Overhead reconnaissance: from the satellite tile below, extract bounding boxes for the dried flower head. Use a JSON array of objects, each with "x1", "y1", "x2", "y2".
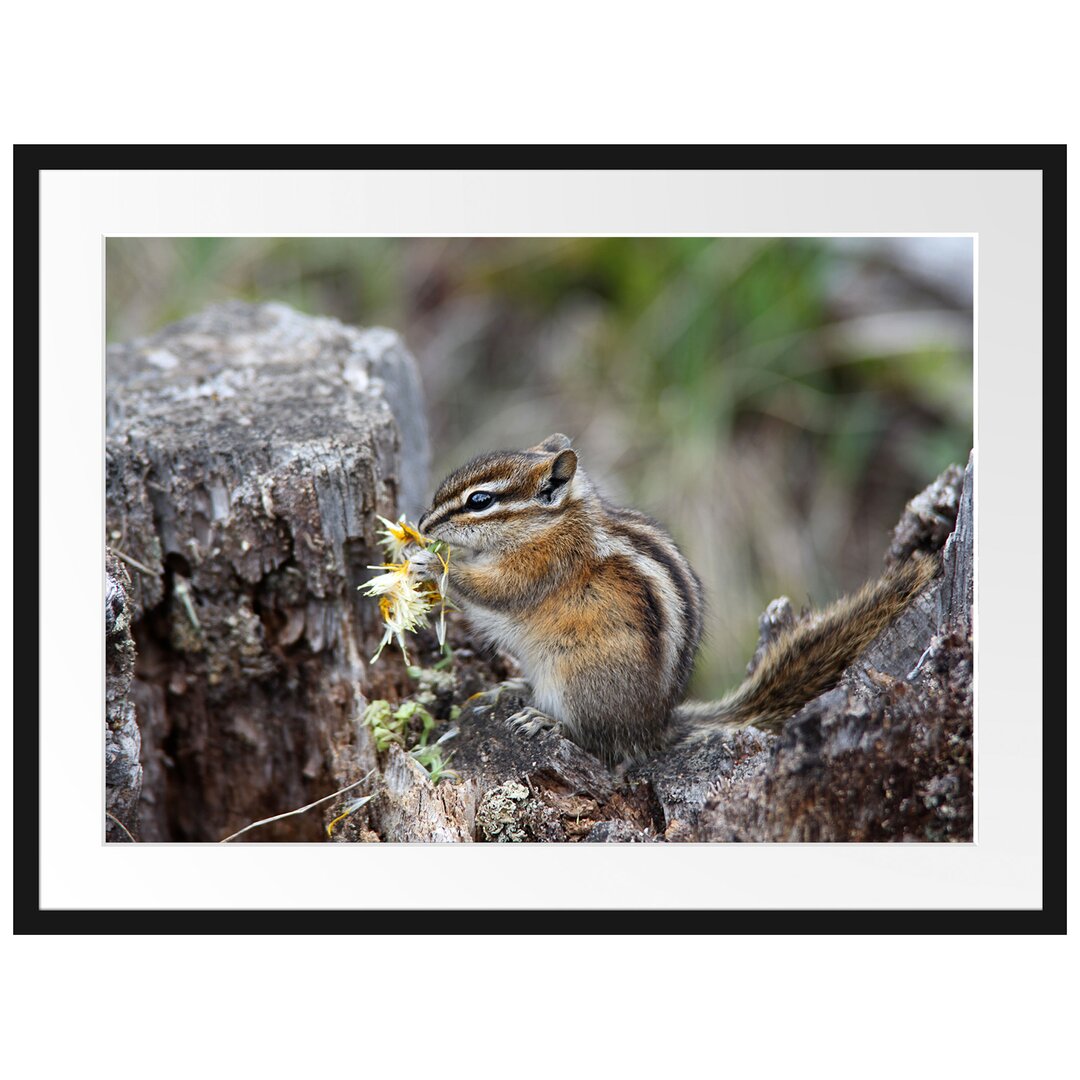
[
  {"x1": 376, "y1": 514, "x2": 429, "y2": 563},
  {"x1": 361, "y1": 517, "x2": 451, "y2": 662}
]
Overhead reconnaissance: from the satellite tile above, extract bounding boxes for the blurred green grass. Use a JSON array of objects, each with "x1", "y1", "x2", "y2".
[{"x1": 107, "y1": 236, "x2": 973, "y2": 695}]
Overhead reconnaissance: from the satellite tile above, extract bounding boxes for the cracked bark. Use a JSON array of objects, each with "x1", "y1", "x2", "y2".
[{"x1": 106, "y1": 302, "x2": 429, "y2": 840}]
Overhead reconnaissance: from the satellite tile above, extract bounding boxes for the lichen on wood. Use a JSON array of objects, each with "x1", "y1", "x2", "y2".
[{"x1": 105, "y1": 552, "x2": 142, "y2": 841}]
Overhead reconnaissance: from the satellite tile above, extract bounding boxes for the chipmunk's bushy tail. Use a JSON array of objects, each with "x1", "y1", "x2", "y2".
[{"x1": 674, "y1": 555, "x2": 938, "y2": 738}]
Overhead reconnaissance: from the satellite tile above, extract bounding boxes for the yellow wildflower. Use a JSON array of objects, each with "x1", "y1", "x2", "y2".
[
  {"x1": 360, "y1": 559, "x2": 435, "y2": 663},
  {"x1": 362, "y1": 516, "x2": 452, "y2": 662},
  {"x1": 376, "y1": 514, "x2": 430, "y2": 563}
]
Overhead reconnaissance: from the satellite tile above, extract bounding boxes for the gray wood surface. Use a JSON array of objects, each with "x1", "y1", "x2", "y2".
[{"x1": 106, "y1": 302, "x2": 428, "y2": 840}]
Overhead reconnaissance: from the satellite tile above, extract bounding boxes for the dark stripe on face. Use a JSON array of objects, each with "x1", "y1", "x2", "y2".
[
  {"x1": 424, "y1": 504, "x2": 540, "y2": 533},
  {"x1": 419, "y1": 505, "x2": 455, "y2": 533},
  {"x1": 425, "y1": 453, "x2": 566, "y2": 532},
  {"x1": 430, "y1": 451, "x2": 547, "y2": 505}
]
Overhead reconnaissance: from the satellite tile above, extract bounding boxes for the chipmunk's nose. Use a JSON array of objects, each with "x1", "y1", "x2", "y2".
[{"x1": 418, "y1": 510, "x2": 431, "y2": 534}]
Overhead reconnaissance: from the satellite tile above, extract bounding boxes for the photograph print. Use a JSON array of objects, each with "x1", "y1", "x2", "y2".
[{"x1": 104, "y1": 235, "x2": 974, "y2": 844}]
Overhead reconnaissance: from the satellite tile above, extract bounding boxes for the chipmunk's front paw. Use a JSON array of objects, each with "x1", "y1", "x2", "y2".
[
  {"x1": 407, "y1": 548, "x2": 441, "y2": 582},
  {"x1": 506, "y1": 706, "x2": 561, "y2": 738},
  {"x1": 468, "y1": 678, "x2": 531, "y2": 716}
]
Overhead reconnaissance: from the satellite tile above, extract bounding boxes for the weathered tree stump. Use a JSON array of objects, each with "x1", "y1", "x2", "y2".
[{"x1": 106, "y1": 302, "x2": 429, "y2": 840}]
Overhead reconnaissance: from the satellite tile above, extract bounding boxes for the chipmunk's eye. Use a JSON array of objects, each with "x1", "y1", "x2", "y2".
[{"x1": 466, "y1": 491, "x2": 494, "y2": 510}]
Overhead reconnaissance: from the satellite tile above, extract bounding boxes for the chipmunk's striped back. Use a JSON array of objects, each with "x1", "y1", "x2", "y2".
[
  {"x1": 416, "y1": 433, "x2": 937, "y2": 764},
  {"x1": 594, "y1": 500, "x2": 705, "y2": 709}
]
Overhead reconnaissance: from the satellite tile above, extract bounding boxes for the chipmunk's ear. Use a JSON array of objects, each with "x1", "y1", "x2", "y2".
[
  {"x1": 530, "y1": 433, "x2": 573, "y2": 453},
  {"x1": 537, "y1": 447, "x2": 577, "y2": 503}
]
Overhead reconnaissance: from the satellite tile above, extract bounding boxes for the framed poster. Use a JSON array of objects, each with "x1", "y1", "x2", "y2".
[{"x1": 15, "y1": 145, "x2": 1065, "y2": 931}]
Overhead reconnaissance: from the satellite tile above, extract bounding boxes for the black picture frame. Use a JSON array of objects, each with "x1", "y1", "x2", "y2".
[{"x1": 14, "y1": 144, "x2": 1066, "y2": 934}]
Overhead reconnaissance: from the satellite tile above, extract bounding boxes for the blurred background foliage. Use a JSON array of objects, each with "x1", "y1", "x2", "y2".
[{"x1": 107, "y1": 236, "x2": 973, "y2": 695}]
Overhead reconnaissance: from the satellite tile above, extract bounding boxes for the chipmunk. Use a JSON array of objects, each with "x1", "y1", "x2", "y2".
[{"x1": 411, "y1": 434, "x2": 937, "y2": 765}]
